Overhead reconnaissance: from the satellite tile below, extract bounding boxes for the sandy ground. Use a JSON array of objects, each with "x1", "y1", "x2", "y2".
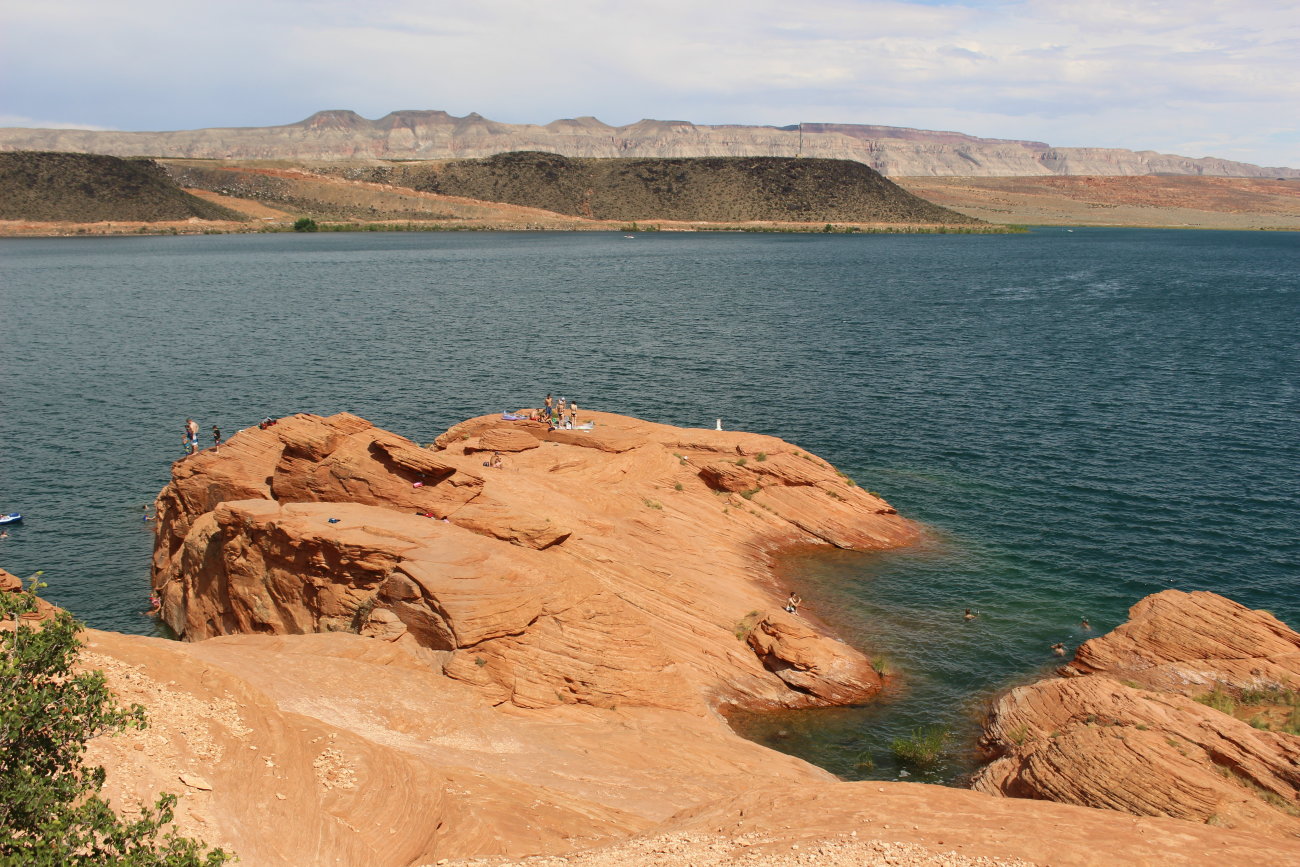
[{"x1": 896, "y1": 176, "x2": 1300, "y2": 229}]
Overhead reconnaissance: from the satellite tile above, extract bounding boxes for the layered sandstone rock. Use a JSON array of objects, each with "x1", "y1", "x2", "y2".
[
  {"x1": 973, "y1": 590, "x2": 1300, "y2": 839},
  {"x1": 2, "y1": 110, "x2": 1295, "y2": 177},
  {"x1": 153, "y1": 410, "x2": 918, "y2": 713}
]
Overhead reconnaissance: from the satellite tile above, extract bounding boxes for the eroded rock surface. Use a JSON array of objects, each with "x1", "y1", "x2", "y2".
[
  {"x1": 153, "y1": 410, "x2": 918, "y2": 712},
  {"x1": 973, "y1": 590, "x2": 1300, "y2": 839}
]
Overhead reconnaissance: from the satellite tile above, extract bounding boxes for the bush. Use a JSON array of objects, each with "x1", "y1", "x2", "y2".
[
  {"x1": 1195, "y1": 685, "x2": 1237, "y2": 715},
  {"x1": 890, "y1": 726, "x2": 948, "y2": 769},
  {"x1": 292, "y1": 217, "x2": 318, "y2": 232},
  {"x1": 0, "y1": 576, "x2": 231, "y2": 865}
]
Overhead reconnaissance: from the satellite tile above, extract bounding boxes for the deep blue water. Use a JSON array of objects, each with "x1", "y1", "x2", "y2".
[{"x1": 2, "y1": 228, "x2": 1297, "y2": 781}]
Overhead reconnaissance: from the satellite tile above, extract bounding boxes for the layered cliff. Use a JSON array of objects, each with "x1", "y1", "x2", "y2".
[
  {"x1": 974, "y1": 591, "x2": 1300, "y2": 838},
  {"x1": 2, "y1": 110, "x2": 1295, "y2": 178}
]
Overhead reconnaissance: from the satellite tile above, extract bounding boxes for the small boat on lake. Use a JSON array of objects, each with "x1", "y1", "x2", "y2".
[{"x1": 0, "y1": 513, "x2": 22, "y2": 525}]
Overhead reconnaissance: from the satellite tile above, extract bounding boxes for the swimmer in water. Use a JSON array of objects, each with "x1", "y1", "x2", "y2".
[
  {"x1": 1051, "y1": 642, "x2": 1066, "y2": 656},
  {"x1": 1081, "y1": 617, "x2": 1091, "y2": 630},
  {"x1": 963, "y1": 608, "x2": 977, "y2": 621}
]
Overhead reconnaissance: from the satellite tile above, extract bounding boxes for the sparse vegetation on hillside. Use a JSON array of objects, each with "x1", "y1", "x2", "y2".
[
  {"x1": 0, "y1": 152, "x2": 244, "y2": 223},
  {"x1": 327, "y1": 152, "x2": 984, "y2": 224}
]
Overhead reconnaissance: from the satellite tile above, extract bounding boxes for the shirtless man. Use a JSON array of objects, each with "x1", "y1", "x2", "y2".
[{"x1": 184, "y1": 418, "x2": 200, "y2": 455}]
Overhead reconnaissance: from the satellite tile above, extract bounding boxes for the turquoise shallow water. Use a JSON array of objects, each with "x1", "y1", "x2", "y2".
[{"x1": 1, "y1": 228, "x2": 1297, "y2": 783}]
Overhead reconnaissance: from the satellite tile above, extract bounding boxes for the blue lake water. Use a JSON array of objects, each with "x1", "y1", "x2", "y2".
[{"x1": 1, "y1": 228, "x2": 1297, "y2": 782}]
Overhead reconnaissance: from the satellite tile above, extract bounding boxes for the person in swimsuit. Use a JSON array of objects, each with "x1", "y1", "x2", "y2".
[
  {"x1": 785, "y1": 592, "x2": 802, "y2": 614},
  {"x1": 185, "y1": 418, "x2": 199, "y2": 455},
  {"x1": 490, "y1": 452, "x2": 504, "y2": 469},
  {"x1": 544, "y1": 394, "x2": 554, "y2": 417},
  {"x1": 570, "y1": 400, "x2": 579, "y2": 424},
  {"x1": 1051, "y1": 642, "x2": 1066, "y2": 656},
  {"x1": 963, "y1": 608, "x2": 977, "y2": 621},
  {"x1": 212, "y1": 425, "x2": 222, "y2": 449}
]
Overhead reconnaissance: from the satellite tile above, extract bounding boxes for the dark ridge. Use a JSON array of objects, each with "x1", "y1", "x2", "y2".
[
  {"x1": 0, "y1": 151, "x2": 244, "y2": 222},
  {"x1": 337, "y1": 152, "x2": 982, "y2": 223}
]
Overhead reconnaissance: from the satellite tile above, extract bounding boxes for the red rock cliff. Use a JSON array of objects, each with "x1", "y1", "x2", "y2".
[{"x1": 152, "y1": 410, "x2": 919, "y2": 714}]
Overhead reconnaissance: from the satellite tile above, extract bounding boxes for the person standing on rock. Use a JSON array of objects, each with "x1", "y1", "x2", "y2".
[
  {"x1": 184, "y1": 418, "x2": 199, "y2": 455},
  {"x1": 569, "y1": 399, "x2": 579, "y2": 424},
  {"x1": 544, "y1": 394, "x2": 554, "y2": 418},
  {"x1": 211, "y1": 425, "x2": 222, "y2": 450}
]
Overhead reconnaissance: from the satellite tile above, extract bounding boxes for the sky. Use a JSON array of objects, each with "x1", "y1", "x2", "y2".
[{"x1": 1, "y1": 0, "x2": 1297, "y2": 168}]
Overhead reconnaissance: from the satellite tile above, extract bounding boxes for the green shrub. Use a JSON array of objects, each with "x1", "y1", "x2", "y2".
[
  {"x1": 891, "y1": 726, "x2": 948, "y2": 769},
  {"x1": 1195, "y1": 685, "x2": 1237, "y2": 715},
  {"x1": 0, "y1": 576, "x2": 232, "y2": 865},
  {"x1": 292, "y1": 217, "x2": 318, "y2": 232}
]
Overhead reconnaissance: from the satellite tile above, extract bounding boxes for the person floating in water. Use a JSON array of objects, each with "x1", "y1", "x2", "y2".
[
  {"x1": 1081, "y1": 617, "x2": 1091, "y2": 630},
  {"x1": 785, "y1": 592, "x2": 802, "y2": 614},
  {"x1": 142, "y1": 504, "x2": 154, "y2": 522},
  {"x1": 1051, "y1": 642, "x2": 1066, "y2": 656},
  {"x1": 963, "y1": 608, "x2": 977, "y2": 621},
  {"x1": 144, "y1": 593, "x2": 161, "y2": 616}
]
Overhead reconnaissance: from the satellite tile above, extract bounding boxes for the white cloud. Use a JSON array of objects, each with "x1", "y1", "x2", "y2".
[{"x1": 1, "y1": 0, "x2": 1297, "y2": 166}]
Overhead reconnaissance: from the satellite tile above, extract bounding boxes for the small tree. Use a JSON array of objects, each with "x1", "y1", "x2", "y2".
[
  {"x1": 0, "y1": 576, "x2": 231, "y2": 865},
  {"x1": 292, "y1": 217, "x2": 318, "y2": 232}
]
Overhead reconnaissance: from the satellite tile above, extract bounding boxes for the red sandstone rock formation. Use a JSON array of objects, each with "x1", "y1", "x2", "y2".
[
  {"x1": 152, "y1": 411, "x2": 918, "y2": 712},
  {"x1": 973, "y1": 590, "x2": 1300, "y2": 839}
]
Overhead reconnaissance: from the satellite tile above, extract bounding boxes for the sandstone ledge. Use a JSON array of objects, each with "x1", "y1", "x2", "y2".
[{"x1": 974, "y1": 590, "x2": 1300, "y2": 840}]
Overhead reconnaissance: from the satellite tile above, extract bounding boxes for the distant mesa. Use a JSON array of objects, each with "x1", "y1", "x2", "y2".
[{"x1": 2, "y1": 109, "x2": 1296, "y2": 178}]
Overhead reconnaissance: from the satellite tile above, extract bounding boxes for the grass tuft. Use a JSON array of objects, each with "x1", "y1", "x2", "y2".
[{"x1": 891, "y1": 726, "x2": 949, "y2": 769}]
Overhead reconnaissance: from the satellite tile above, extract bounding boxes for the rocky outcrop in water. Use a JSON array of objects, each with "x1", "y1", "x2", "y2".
[
  {"x1": 152, "y1": 410, "x2": 918, "y2": 712},
  {"x1": 973, "y1": 590, "x2": 1300, "y2": 838},
  {"x1": 2, "y1": 110, "x2": 1296, "y2": 178}
]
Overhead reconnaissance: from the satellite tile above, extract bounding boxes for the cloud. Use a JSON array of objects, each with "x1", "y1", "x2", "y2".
[
  {"x1": 0, "y1": 114, "x2": 115, "y2": 131},
  {"x1": 0, "y1": 0, "x2": 1297, "y2": 166}
]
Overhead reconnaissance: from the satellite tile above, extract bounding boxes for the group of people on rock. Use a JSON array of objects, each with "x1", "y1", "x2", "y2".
[
  {"x1": 180, "y1": 416, "x2": 282, "y2": 458},
  {"x1": 540, "y1": 394, "x2": 581, "y2": 429},
  {"x1": 183, "y1": 418, "x2": 222, "y2": 456}
]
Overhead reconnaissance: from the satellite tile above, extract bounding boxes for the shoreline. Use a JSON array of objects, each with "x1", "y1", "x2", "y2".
[{"x1": 0, "y1": 218, "x2": 1021, "y2": 238}]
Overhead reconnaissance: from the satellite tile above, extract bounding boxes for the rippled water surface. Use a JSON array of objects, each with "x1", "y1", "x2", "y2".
[{"x1": 2, "y1": 229, "x2": 1297, "y2": 782}]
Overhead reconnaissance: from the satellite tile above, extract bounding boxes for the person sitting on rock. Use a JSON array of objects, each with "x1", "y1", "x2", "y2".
[
  {"x1": 490, "y1": 451, "x2": 504, "y2": 469},
  {"x1": 785, "y1": 592, "x2": 802, "y2": 614}
]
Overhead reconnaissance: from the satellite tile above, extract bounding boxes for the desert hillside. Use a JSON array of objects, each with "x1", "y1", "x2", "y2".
[
  {"x1": 1, "y1": 110, "x2": 1295, "y2": 179},
  {"x1": 317, "y1": 152, "x2": 979, "y2": 223},
  {"x1": 0, "y1": 151, "x2": 243, "y2": 223},
  {"x1": 897, "y1": 175, "x2": 1300, "y2": 230}
]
